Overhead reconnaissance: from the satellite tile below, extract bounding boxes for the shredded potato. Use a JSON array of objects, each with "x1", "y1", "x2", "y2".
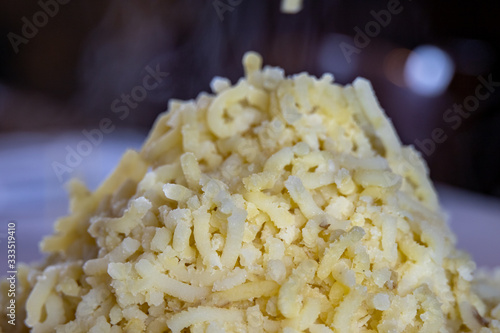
[
  {"x1": 281, "y1": 0, "x2": 303, "y2": 14},
  {"x1": 1, "y1": 51, "x2": 500, "y2": 333}
]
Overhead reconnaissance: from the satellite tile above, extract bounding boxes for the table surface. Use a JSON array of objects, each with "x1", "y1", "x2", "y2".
[{"x1": 1, "y1": 131, "x2": 499, "y2": 272}]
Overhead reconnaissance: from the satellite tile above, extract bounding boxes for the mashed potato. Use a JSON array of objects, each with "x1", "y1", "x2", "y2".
[{"x1": 1, "y1": 52, "x2": 499, "y2": 332}]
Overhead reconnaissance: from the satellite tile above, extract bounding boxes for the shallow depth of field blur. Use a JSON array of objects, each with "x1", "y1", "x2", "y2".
[{"x1": 0, "y1": 0, "x2": 499, "y2": 268}]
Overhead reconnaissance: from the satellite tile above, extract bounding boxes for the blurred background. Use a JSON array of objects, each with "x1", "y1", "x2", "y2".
[{"x1": 0, "y1": 0, "x2": 499, "y2": 267}]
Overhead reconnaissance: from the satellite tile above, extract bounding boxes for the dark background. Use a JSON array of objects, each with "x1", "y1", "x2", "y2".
[{"x1": 1, "y1": 0, "x2": 499, "y2": 197}]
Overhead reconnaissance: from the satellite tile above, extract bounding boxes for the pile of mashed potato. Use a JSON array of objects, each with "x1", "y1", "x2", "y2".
[{"x1": 2, "y1": 52, "x2": 499, "y2": 332}]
